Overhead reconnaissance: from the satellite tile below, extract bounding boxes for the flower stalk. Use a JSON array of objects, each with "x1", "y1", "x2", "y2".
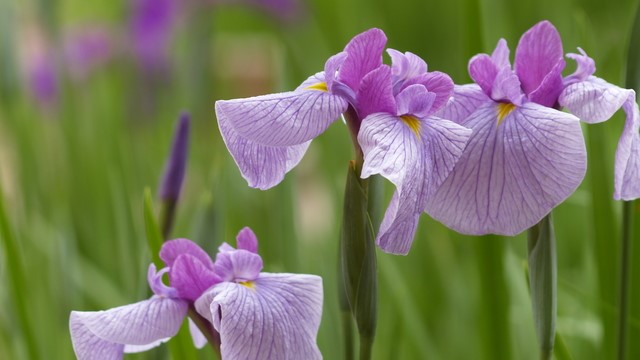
[{"x1": 527, "y1": 214, "x2": 557, "y2": 360}]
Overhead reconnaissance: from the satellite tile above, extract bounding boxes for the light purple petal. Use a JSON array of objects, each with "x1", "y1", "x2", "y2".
[
  {"x1": 236, "y1": 227, "x2": 259, "y2": 253},
  {"x1": 217, "y1": 106, "x2": 311, "y2": 190},
  {"x1": 323, "y1": 52, "x2": 348, "y2": 90},
  {"x1": 196, "y1": 273, "x2": 323, "y2": 360},
  {"x1": 559, "y1": 76, "x2": 629, "y2": 124},
  {"x1": 386, "y1": 49, "x2": 428, "y2": 86},
  {"x1": 355, "y1": 65, "x2": 396, "y2": 119},
  {"x1": 437, "y1": 84, "x2": 490, "y2": 124},
  {"x1": 70, "y1": 297, "x2": 188, "y2": 359},
  {"x1": 426, "y1": 102, "x2": 586, "y2": 235},
  {"x1": 401, "y1": 71, "x2": 454, "y2": 113},
  {"x1": 564, "y1": 48, "x2": 596, "y2": 86},
  {"x1": 491, "y1": 39, "x2": 511, "y2": 69},
  {"x1": 395, "y1": 84, "x2": 435, "y2": 118},
  {"x1": 214, "y1": 249, "x2": 263, "y2": 282},
  {"x1": 359, "y1": 113, "x2": 471, "y2": 254},
  {"x1": 515, "y1": 20, "x2": 564, "y2": 97},
  {"x1": 469, "y1": 54, "x2": 497, "y2": 96},
  {"x1": 170, "y1": 254, "x2": 222, "y2": 301},
  {"x1": 216, "y1": 85, "x2": 348, "y2": 147},
  {"x1": 338, "y1": 28, "x2": 387, "y2": 92},
  {"x1": 160, "y1": 238, "x2": 214, "y2": 269},
  {"x1": 148, "y1": 264, "x2": 177, "y2": 298},
  {"x1": 491, "y1": 67, "x2": 525, "y2": 105},
  {"x1": 616, "y1": 97, "x2": 640, "y2": 200},
  {"x1": 189, "y1": 319, "x2": 208, "y2": 349}
]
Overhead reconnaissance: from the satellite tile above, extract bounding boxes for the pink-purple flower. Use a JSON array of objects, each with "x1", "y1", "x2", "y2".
[
  {"x1": 216, "y1": 28, "x2": 472, "y2": 255},
  {"x1": 69, "y1": 228, "x2": 323, "y2": 359},
  {"x1": 425, "y1": 20, "x2": 640, "y2": 236}
]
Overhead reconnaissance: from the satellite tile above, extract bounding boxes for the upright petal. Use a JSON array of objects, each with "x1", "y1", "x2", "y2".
[
  {"x1": 170, "y1": 254, "x2": 222, "y2": 301},
  {"x1": 338, "y1": 28, "x2": 387, "y2": 92},
  {"x1": 426, "y1": 102, "x2": 586, "y2": 235},
  {"x1": 196, "y1": 273, "x2": 323, "y2": 360},
  {"x1": 527, "y1": 58, "x2": 565, "y2": 107},
  {"x1": 395, "y1": 84, "x2": 435, "y2": 118},
  {"x1": 323, "y1": 52, "x2": 348, "y2": 90},
  {"x1": 469, "y1": 54, "x2": 497, "y2": 96},
  {"x1": 491, "y1": 67, "x2": 525, "y2": 105},
  {"x1": 160, "y1": 238, "x2": 214, "y2": 269},
  {"x1": 236, "y1": 227, "x2": 259, "y2": 253},
  {"x1": 386, "y1": 49, "x2": 428, "y2": 85},
  {"x1": 216, "y1": 86, "x2": 348, "y2": 147},
  {"x1": 70, "y1": 297, "x2": 188, "y2": 359},
  {"x1": 515, "y1": 21, "x2": 564, "y2": 97},
  {"x1": 356, "y1": 65, "x2": 396, "y2": 118},
  {"x1": 218, "y1": 107, "x2": 311, "y2": 190},
  {"x1": 401, "y1": 71, "x2": 454, "y2": 113},
  {"x1": 491, "y1": 39, "x2": 511, "y2": 69},
  {"x1": 214, "y1": 249, "x2": 264, "y2": 282}
]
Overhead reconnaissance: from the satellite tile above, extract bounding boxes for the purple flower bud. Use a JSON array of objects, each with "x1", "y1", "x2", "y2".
[{"x1": 159, "y1": 112, "x2": 190, "y2": 202}]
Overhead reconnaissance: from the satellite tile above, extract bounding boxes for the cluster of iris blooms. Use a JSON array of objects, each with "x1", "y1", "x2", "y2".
[{"x1": 70, "y1": 21, "x2": 639, "y2": 360}]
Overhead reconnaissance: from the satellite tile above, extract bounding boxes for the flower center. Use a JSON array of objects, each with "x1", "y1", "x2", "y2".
[
  {"x1": 496, "y1": 102, "x2": 516, "y2": 125},
  {"x1": 305, "y1": 82, "x2": 328, "y2": 92},
  {"x1": 239, "y1": 281, "x2": 256, "y2": 289},
  {"x1": 400, "y1": 115, "x2": 421, "y2": 138}
]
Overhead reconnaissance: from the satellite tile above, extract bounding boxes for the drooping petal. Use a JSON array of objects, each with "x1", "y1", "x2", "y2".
[
  {"x1": 426, "y1": 102, "x2": 586, "y2": 235},
  {"x1": 170, "y1": 254, "x2": 222, "y2": 301},
  {"x1": 160, "y1": 238, "x2": 214, "y2": 269},
  {"x1": 359, "y1": 114, "x2": 471, "y2": 254},
  {"x1": 559, "y1": 76, "x2": 630, "y2": 124},
  {"x1": 189, "y1": 319, "x2": 208, "y2": 349},
  {"x1": 401, "y1": 71, "x2": 454, "y2": 113},
  {"x1": 217, "y1": 107, "x2": 311, "y2": 190},
  {"x1": 338, "y1": 28, "x2": 387, "y2": 92},
  {"x1": 70, "y1": 297, "x2": 188, "y2": 359},
  {"x1": 616, "y1": 97, "x2": 640, "y2": 200},
  {"x1": 395, "y1": 84, "x2": 435, "y2": 118},
  {"x1": 359, "y1": 113, "x2": 420, "y2": 189},
  {"x1": 216, "y1": 86, "x2": 348, "y2": 147},
  {"x1": 437, "y1": 84, "x2": 490, "y2": 124},
  {"x1": 195, "y1": 273, "x2": 323, "y2": 360},
  {"x1": 356, "y1": 65, "x2": 396, "y2": 118},
  {"x1": 236, "y1": 227, "x2": 259, "y2": 253},
  {"x1": 214, "y1": 249, "x2": 263, "y2": 282},
  {"x1": 515, "y1": 20, "x2": 564, "y2": 97}
]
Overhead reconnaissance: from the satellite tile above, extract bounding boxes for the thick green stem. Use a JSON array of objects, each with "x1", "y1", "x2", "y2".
[
  {"x1": 527, "y1": 214, "x2": 557, "y2": 360},
  {"x1": 617, "y1": 201, "x2": 634, "y2": 360},
  {"x1": 187, "y1": 306, "x2": 221, "y2": 357}
]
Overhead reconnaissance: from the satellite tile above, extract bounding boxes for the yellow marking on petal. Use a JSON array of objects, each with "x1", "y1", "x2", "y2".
[
  {"x1": 496, "y1": 102, "x2": 516, "y2": 125},
  {"x1": 400, "y1": 115, "x2": 421, "y2": 138},
  {"x1": 305, "y1": 82, "x2": 328, "y2": 92},
  {"x1": 239, "y1": 281, "x2": 256, "y2": 289}
]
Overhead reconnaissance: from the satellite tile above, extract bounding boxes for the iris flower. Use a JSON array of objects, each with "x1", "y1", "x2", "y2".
[
  {"x1": 216, "y1": 28, "x2": 471, "y2": 254},
  {"x1": 425, "y1": 20, "x2": 640, "y2": 235},
  {"x1": 70, "y1": 228, "x2": 323, "y2": 359}
]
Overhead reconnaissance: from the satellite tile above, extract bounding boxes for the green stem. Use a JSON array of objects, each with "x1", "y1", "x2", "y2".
[
  {"x1": 617, "y1": 201, "x2": 634, "y2": 360},
  {"x1": 359, "y1": 336, "x2": 374, "y2": 360},
  {"x1": 187, "y1": 306, "x2": 221, "y2": 357},
  {"x1": 527, "y1": 214, "x2": 557, "y2": 360},
  {"x1": 341, "y1": 310, "x2": 354, "y2": 360}
]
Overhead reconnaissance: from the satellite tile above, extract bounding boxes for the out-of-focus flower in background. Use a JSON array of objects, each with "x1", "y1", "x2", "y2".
[
  {"x1": 130, "y1": 0, "x2": 179, "y2": 74},
  {"x1": 63, "y1": 26, "x2": 114, "y2": 81}
]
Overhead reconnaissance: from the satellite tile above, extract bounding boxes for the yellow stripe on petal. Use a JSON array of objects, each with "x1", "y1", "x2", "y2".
[
  {"x1": 239, "y1": 281, "x2": 256, "y2": 289},
  {"x1": 400, "y1": 115, "x2": 421, "y2": 138},
  {"x1": 496, "y1": 102, "x2": 516, "y2": 125},
  {"x1": 305, "y1": 82, "x2": 328, "y2": 92}
]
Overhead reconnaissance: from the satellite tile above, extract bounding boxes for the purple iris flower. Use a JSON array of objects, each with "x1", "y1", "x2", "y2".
[
  {"x1": 425, "y1": 20, "x2": 640, "y2": 236},
  {"x1": 130, "y1": 0, "x2": 178, "y2": 72},
  {"x1": 216, "y1": 28, "x2": 471, "y2": 255},
  {"x1": 70, "y1": 228, "x2": 323, "y2": 359},
  {"x1": 26, "y1": 50, "x2": 58, "y2": 110}
]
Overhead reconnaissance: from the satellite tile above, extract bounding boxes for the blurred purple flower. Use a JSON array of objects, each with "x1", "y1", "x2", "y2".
[
  {"x1": 26, "y1": 50, "x2": 58, "y2": 109},
  {"x1": 425, "y1": 20, "x2": 640, "y2": 236},
  {"x1": 159, "y1": 112, "x2": 190, "y2": 202},
  {"x1": 70, "y1": 228, "x2": 323, "y2": 359},
  {"x1": 130, "y1": 0, "x2": 178, "y2": 72},
  {"x1": 216, "y1": 28, "x2": 471, "y2": 254},
  {"x1": 64, "y1": 27, "x2": 113, "y2": 81}
]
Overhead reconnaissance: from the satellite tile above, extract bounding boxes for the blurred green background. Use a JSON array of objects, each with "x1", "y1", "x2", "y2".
[{"x1": 0, "y1": 0, "x2": 639, "y2": 359}]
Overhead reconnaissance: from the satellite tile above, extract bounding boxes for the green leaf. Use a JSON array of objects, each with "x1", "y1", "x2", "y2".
[
  {"x1": 528, "y1": 214, "x2": 557, "y2": 360},
  {"x1": 143, "y1": 187, "x2": 164, "y2": 268}
]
